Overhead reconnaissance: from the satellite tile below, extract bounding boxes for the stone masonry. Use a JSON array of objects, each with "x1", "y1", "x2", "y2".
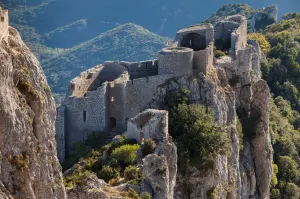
[{"x1": 56, "y1": 15, "x2": 250, "y2": 163}]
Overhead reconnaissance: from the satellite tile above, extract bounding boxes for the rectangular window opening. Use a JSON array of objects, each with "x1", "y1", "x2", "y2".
[{"x1": 83, "y1": 111, "x2": 87, "y2": 122}]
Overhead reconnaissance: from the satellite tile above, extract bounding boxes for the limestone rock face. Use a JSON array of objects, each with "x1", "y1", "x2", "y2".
[
  {"x1": 127, "y1": 109, "x2": 177, "y2": 199},
  {"x1": 146, "y1": 47, "x2": 272, "y2": 198},
  {"x1": 251, "y1": 5, "x2": 278, "y2": 32},
  {"x1": 0, "y1": 28, "x2": 66, "y2": 198}
]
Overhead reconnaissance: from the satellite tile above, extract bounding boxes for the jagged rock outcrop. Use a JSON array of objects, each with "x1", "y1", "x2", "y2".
[
  {"x1": 251, "y1": 5, "x2": 278, "y2": 32},
  {"x1": 0, "y1": 27, "x2": 66, "y2": 198},
  {"x1": 145, "y1": 45, "x2": 272, "y2": 198},
  {"x1": 127, "y1": 109, "x2": 177, "y2": 199}
]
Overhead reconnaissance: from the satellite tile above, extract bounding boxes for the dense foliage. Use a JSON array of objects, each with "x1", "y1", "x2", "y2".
[{"x1": 164, "y1": 87, "x2": 231, "y2": 169}]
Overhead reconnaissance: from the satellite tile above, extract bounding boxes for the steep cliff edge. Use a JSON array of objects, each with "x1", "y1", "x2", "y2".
[{"x1": 0, "y1": 27, "x2": 66, "y2": 198}]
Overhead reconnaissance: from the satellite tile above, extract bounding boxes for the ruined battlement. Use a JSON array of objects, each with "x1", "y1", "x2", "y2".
[
  {"x1": 0, "y1": 9, "x2": 9, "y2": 42},
  {"x1": 120, "y1": 60, "x2": 158, "y2": 79},
  {"x1": 214, "y1": 15, "x2": 247, "y2": 56}
]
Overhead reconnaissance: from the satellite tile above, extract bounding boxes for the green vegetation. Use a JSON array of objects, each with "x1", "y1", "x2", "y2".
[
  {"x1": 143, "y1": 139, "x2": 156, "y2": 156},
  {"x1": 248, "y1": 33, "x2": 271, "y2": 54},
  {"x1": 111, "y1": 144, "x2": 140, "y2": 166},
  {"x1": 62, "y1": 132, "x2": 109, "y2": 171},
  {"x1": 62, "y1": 135, "x2": 149, "y2": 194},
  {"x1": 97, "y1": 166, "x2": 120, "y2": 183},
  {"x1": 269, "y1": 97, "x2": 300, "y2": 198},
  {"x1": 214, "y1": 49, "x2": 227, "y2": 58},
  {"x1": 164, "y1": 87, "x2": 231, "y2": 169},
  {"x1": 124, "y1": 165, "x2": 143, "y2": 184}
]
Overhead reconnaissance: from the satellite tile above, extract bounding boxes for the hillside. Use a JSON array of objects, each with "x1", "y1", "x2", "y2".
[{"x1": 43, "y1": 23, "x2": 169, "y2": 94}]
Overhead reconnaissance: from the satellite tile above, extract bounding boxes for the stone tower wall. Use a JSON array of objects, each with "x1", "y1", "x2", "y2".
[
  {"x1": 0, "y1": 10, "x2": 8, "y2": 42},
  {"x1": 120, "y1": 60, "x2": 158, "y2": 79},
  {"x1": 193, "y1": 42, "x2": 214, "y2": 74},
  {"x1": 63, "y1": 83, "x2": 108, "y2": 155},
  {"x1": 158, "y1": 47, "x2": 193, "y2": 76},
  {"x1": 124, "y1": 74, "x2": 173, "y2": 125},
  {"x1": 108, "y1": 81, "x2": 127, "y2": 132}
]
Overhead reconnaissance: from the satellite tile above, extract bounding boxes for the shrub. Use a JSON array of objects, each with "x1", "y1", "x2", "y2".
[
  {"x1": 124, "y1": 165, "x2": 141, "y2": 182},
  {"x1": 214, "y1": 49, "x2": 226, "y2": 58},
  {"x1": 97, "y1": 166, "x2": 120, "y2": 183},
  {"x1": 270, "y1": 188, "x2": 280, "y2": 199},
  {"x1": 123, "y1": 188, "x2": 139, "y2": 199},
  {"x1": 140, "y1": 192, "x2": 152, "y2": 199},
  {"x1": 111, "y1": 144, "x2": 140, "y2": 166},
  {"x1": 16, "y1": 80, "x2": 31, "y2": 93},
  {"x1": 64, "y1": 170, "x2": 92, "y2": 187},
  {"x1": 143, "y1": 139, "x2": 156, "y2": 156},
  {"x1": 207, "y1": 187, "x2": 217, "y2": 199},
  {"x1": 248, "y1": 33, "x2": 271, "y2": 54},
  {"x1": 108, "y1": 177, "x2": 120, "y2": 186},
  {"x1": 165, "y1": 88, "x2": 231, "y2": 169}
]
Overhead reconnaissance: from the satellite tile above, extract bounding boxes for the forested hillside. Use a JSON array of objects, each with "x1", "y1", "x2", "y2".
[{"x1": 248, "y1": 13, "x2": 300, "y2": 199}]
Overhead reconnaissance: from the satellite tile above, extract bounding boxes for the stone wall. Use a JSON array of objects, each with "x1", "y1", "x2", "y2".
[
  {"x1": 158, "y1": 47, "x2": 193, "y2": 76},
  {"x1": 120, "y1": 60, "x2": 158, "y2": 79},
  {"x1": 121, "y1": 74, "x2": 173, "y2": 132},
  {"x1": 63, "y1": 83, "x2": 108, "y2": 155},
  {"x1": 175, "y1": 24, "x2": 214, "y2": 47},
  {"x1": 214, "y1": 15, "x2": 247, "y2": 56},
  {"x1": 68, "y1": 65, "x2": 103, "y2": 97},
  {"x1": 0, "y1": 10, "x2": 8, "y2": 42},
  {"x1": 56, "y1": 106, "x2": 67, "y2": 162},
  {"x1": 193, "y1": 43, "x2": 214, "y2": 74}
]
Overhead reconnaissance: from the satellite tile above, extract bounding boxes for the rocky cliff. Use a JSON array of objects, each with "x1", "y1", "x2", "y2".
[
  {"x1": 0, "y1": 27, "x2": 66, "y2": 198},
  {"x1": 145, "y1": 43, "x2": 272, "y2": 198}
]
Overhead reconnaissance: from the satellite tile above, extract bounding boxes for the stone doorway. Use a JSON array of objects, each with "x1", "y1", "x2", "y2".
[{"x1": 109, "y1": 117, "x2": 117, "y2": 132}]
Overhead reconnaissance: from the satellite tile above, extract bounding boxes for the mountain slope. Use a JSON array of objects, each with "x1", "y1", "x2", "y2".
[{"x1": 43, "y1": 23, "x2": 169, "y2": 94}]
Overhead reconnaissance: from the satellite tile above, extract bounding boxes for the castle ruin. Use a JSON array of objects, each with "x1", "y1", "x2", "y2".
[{"x1": 56, "y1": 15, "x2": 250, "y2": 162}]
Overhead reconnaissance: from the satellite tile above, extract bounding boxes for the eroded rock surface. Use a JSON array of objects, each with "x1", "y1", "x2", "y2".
[{"x1": 0, "y1": 27, "x2": 66, "y2": 199}]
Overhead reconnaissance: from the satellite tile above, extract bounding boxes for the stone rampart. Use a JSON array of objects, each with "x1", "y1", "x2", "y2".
[
  {"x1": 120, "y1": 60, "x2": 158, "y2": 79},
  {"x1": 124, "y1": 74, "x2": 173, "y2": 126}
]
